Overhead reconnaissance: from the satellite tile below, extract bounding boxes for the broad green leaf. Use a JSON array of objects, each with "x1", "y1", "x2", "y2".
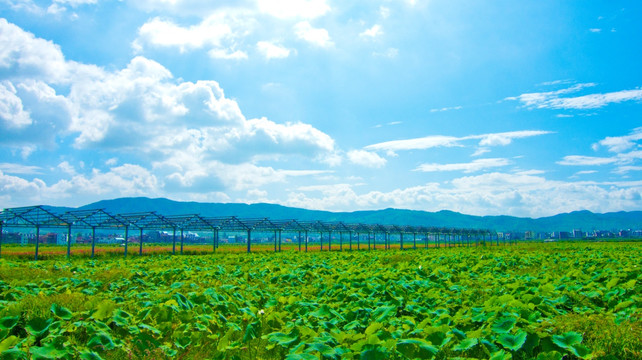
[
  {"x1": 365, "y1": 322, "x2": 384, "y2": 336},
  {"x1": 285, "y1": 354, "x2": 317, "y2": 360},
  {"x1": 551, "y1": 331, "x2": 582, "y2": 350},
  {"x1": 536, "y1": 351, "x2": 563, "y2": 360},
  {"x1": 453, "y1": 337, "x2": 478, "y2": 351},
  {"x1": 266, "y1": 331, "x2": 299, "y2": 347},
  {"x1": 396, "y1": 339, "x2": 438, "y2": 359},
  {"x1": 175, "y1": 335, "x2": 192, "y2": 349},
  {"x1": 87, "y1": 332, "x2": 117, "y2": 351},
  {"x1": 79, "y1": 350, "x2": 103, "y2": 360},
  {"x1": 50, "y1": 304, "x2": 73, "y2": 321},
  {"x1": 372, "y1": 305, "x2": 397, "y2": 322},
  {"x1": 498, "y1": 331, "x2": 527, "y2": 352},
  {"x1": 492, "y1": 317, "x2": 517, "y2": 334},
  {"x1": 29, "y1": 342, "x2": 73, "y2": 359},
  {"x1": 0, "y1": 316, "x2": 19, "y2": 331},
  {"x1": 0, "y1": 336, "x2": 19, "y2": 352},
  {"x1": 0, "y1": 348, "x2": 28, "y2": 360},
  {"x1": 360, "y1": 344, "x2": 389, "y2": 360},
  {"x1": 92, "y1": 301, "x2": 116, "y2": 321},
  {"x1": 490, "y1": 349, "x2": 513, "y2": 360},
  {"x1": 25, "y1": 318, "x2": 53, "y2": 338}
]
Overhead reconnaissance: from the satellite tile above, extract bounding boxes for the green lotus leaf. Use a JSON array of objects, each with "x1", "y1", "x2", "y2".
[
  {"x1": 536, "y1": 351, "x2": 563, "y2": 360},
  {"x1": 490, "y1": 349, "x2": 512, "y2": 360},
  {"x1": 25, "y1": 318, "x2": 53, "y2": 338},
  {"x1": 450, "y1": 328, "x2": 466, "y2": 340},
  {"x1": 551, "y1": 331, "x2": 582, "y2": 350},
  {"x1": 0, "y1": 347, "x2": 28, "y2": 360},
  {"x1": 79, "y1": 350, "x2": 103, "y2": 360},
  {"x1": 92, "y1": 301, "x2": 116, "y2": 321},
  {"x1": 492, "y1": 317, "x2": 517, "y2": 334},
  {"x1": 285, "y1": 354, "x2": 317, "y2": 360},
  {"x1": 372, "y1": 305, "x2": 397, "y2": 323},
  {"x1": 498, "y1": 331, "x2": 527, "y2": 352},
  {"x1": 453, "y1": 337, "x2": 478, "y2": 351},
  {"x1": 360, "y1": 344, "x2": 389, "y2": 360},
  {"x1": 0, "y1": 336, "x2": 20, "y2": 352},
  {"x1": 111, "y1": 309, "x2": 132, "y2": 327},
  {"x1": 174, "y1": 335, "x2": 192, "y2": 349},
  {"x1": 139, "y1": 323, "x2": 161, "y2": 335},
  {"x1": 396, "y1": 338, "x2": 438, "y2": 359},
  {"x1": 29, "y1": 341, "x2": 73, "y2": 359},
  {"x1": 50, "y1": 304, "x2": 73, "y2": 321},
  {"x1": 0, "y1": 316, "x2": 20, "y2": 331},
  {"x1": 87, "y1": 332, "x2": 117, "y2": 351},
  {"x1": 266, "y1": 330, "x2": 300, "y2": 347}
]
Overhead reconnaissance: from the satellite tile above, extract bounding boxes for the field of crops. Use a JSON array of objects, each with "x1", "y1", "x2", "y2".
[{"x1": 0, "y1": 242, "x2": 640, "y2": 359}]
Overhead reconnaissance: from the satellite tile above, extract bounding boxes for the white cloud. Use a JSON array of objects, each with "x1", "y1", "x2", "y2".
[
  {"x1": 257, "y1": 41, "x2": 292, "y2": 59},
  {"x1": 347, "y1": 150, "x2": 387, "y2": 168},
  {"x1": 0, "y1": 162, "x2": 41, "y2": 174},
  {"x1": 594, "y1": 127, "x2": 642, "y2": 153},
  {"x1": 136, "y1": 12, "x2": 254, "y2": 57},
  {"x1": 589, "y1": 28, "x2": 602, "y2": 33},
  {"x1": 557, "y1": 155, "x2": 618, "y2": 166},
  {"x1": 430, "y1": 105, "x2": 462, "y2": 113},
  {"x1": 507, "y1": 83, "x2": 642, "y2": 110},
  {"x1": 294, "y1": 21, "x2": 333, "y2": 47},
  {"x1": 359, "y1": 24, "x2": 383, "y2": 38},
  {"x1": 365, "y1": 135, "x2": 461, "y2": 152},
  {"x1": 373, "y1": 47, "x2": 398, "y2": 58},
  {"x1": 364, "y1": 130, "x2": 551, "y2": 153},
  {"x1": 415, "y1": 158, "x2": 510, "y2": 173},
  {"x1": 0, "y1": 81, "x2": 31, "y2": 128},
  {"x1": 285, "y1": 173, "x2": 642, "y2": 217},
  {"x1": 379, "y1": 6, "x2": 390, "y2": 19},
  {"x1": 471, "y1": 147, "x2": 490, "y2": 157},
  {"x1": 257, "y1": 0, "x2": 330, "y2": 19}
]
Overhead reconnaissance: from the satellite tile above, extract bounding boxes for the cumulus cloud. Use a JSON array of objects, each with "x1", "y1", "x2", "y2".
[
  {"x1": 0, "y1": 19, "x2": 339, "y2": 204},
  {"x1": 347, "y1": 150, "x2": 387, "y2": 168},
  {"x1": 136, "y1": 11, "x2": 253, "y2": 57},
  {"x1": 507, "y1": 83, "x2": 642, "y2": 110},
  {"x1": 257, "y1": 41, "x2": 292, "y2": 59},
  {"x1": 286, "y1": 172, "x2": 642, "y2": 217},
  {"x1": 294, "y1": 21, "x2": 333, "y2": 47},
  {"x1": 359, "y1": 24, "x2": 383, "y2": 38},
  {"x1": 257, "y1": 0, "x2": 330, "y2": 19}
]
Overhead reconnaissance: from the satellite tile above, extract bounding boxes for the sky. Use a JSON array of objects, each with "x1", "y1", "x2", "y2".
[{"x1": 1, "y1": 0, "x2": 641, "y2": 218}]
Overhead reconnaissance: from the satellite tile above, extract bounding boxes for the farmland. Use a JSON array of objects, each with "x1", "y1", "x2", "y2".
[{"x1": 0, "y1": 242, "x2": 640, "y2": 359}]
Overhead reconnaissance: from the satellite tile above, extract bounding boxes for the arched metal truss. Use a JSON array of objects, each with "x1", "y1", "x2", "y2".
[{"x1": 0, "y1": 205, "x2": 504, "y2": 260}]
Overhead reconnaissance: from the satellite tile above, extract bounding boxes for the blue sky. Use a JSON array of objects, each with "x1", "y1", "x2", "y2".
[{"x1": 1, "y1": 0, "x2": 641, "y2": 217}]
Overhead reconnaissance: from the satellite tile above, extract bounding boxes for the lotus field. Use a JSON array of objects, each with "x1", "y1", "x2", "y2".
[{"x1": 0, "y1": 242, "x2": 640, "y2": 359}]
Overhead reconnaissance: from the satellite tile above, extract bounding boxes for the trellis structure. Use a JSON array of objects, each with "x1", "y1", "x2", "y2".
[{"x1": 0, "y1": 205, "x2": 503, "y2": 260}]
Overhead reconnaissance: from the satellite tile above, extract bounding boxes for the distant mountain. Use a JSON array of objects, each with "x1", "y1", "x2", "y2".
[{"x1": 73, "y1": 197, "x2": 642, "y2": 233}]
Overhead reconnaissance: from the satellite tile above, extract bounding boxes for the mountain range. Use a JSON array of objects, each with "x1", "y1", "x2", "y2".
[{"x1": 58, "y1": 197, "x2": 642, "y2": 233}]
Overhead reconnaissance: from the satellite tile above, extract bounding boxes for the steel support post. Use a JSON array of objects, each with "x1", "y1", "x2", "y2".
[
  {"x1": 180, "y1": 228, "x2": 184, "y2": 255},
  {"x1": 413, "y1": 233, "x2": 417, "y2": 250},
  {"x1": 349, "y1": 231, "x2": 353, "y2": 251},
  {"x1": 274, "y1": 230, "x2": 278, "y2": 252},
  {"x1": 66, "y1": 225, "x2": 72, "y2": 258},
  {"x1": 400, "y1": 233, "x2": 404, "y2": 250},
  {"x1": 278, "y1": 230, "x2": 282, "y2": 252},
  {"x1": 91, "y1": 227, "x2": 96, "y2": 258},
  {"x1": 304, "y1": 231, "x2": 308, "y2": 252},
  {"x1": 172, "y1": 228, "x2": 176, "y2": 255},
  {"x1": 320, "y1": 231, "x2": 323, "y2": 251},
  {"x1": 356, "y1": 232, "x2": 360, "y2": 251},
  {"x1": 124, "y1": 226, "x2": 129, "y2": 258},
  {"x1": 247, "y1": 229, "x2": 251, "y2": 253},
  {"x1": 139, "y1": 228, "x2": 144, "y2": 256},
  {"x1": 35, "y1": 226, "x2": 40, "y2": 261},
  {"x1": 328, "y1": 231, "x2": 332, "y2": 251},
  {"x1": 339, "y1": 232, "x2": 343, "y2": 251}
]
